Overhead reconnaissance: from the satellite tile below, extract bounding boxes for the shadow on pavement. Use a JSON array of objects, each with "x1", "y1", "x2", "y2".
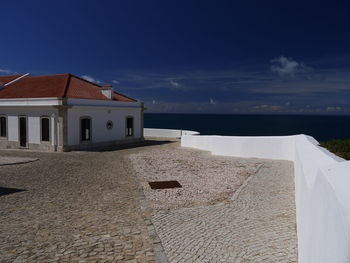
[
  {"x1": 0, "y1": 187, "x2": 26, "y2": 196},
  {"x1": 82, "y1": 139, "x2": 177, "y2": 152}
]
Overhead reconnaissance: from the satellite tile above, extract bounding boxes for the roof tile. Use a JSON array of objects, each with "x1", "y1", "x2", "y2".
[{"x1": 0, "y1": 74, "x2": 137, "y2": 102}]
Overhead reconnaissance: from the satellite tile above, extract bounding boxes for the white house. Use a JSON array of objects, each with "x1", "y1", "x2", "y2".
[{"x1": 0, "y1": 73, "x2": 144, "y2": 151}]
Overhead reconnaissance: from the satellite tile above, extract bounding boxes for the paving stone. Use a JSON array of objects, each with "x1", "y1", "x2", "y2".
[
  {"x1": 151, "y1": 159, "x2": 298, "y2": 263},
  {"x1": 0, "y1": 145, "x2": 159, "y2": 262},
  {"x1": 0, "y1": 140, "x2": 298, "y2": 263}
]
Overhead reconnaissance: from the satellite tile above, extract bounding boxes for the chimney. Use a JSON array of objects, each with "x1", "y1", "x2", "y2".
[{"x1": 101, "y1": 84, "x2": 113, "y2": 100}]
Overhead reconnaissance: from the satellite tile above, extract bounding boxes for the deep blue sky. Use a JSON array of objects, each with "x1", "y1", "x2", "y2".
[{"x1": 1, "y1": 0, "x2": 350, "y2": 114}]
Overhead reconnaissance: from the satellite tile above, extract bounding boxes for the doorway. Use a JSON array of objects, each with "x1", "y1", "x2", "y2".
[
  {"x1": 126, "y1": 117, "x2": 133, "y2": 137},
  {"x1": 19, "y1": 116, "x2": 27, "y2": 147}
]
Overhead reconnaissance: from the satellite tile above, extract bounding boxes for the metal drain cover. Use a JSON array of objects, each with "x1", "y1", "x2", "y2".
[{"x1": 148, "y1": 180, "x2": 182, "y2": 190}]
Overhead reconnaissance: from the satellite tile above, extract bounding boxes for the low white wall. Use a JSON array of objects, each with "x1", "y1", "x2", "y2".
[
  {"x1": 293, "y1": 135, "x2": 350, "y2": 263},
  {"x1": 181, "y1": 135, "x2": 295, "y2": 161},
  {"x1": 144, "y1": 128, "x2": 199, "y2": 138},
  {"x1": 181, "y1": 133, "x2": 350, "y2": 263}
]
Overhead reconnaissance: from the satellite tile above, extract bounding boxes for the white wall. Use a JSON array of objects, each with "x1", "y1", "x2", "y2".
[
  {"x1": 181, "y1": 135, "x2": 295, "y2": 161},
  {"x1": 28, "y1": 116, "x2": 40, "y2": 144},
  {"x1": 67, "y1": 107, "x2": 142, "y2": 146},
  {"x1": 181, "y1": 130, "x2": 200, "y2": 136},
  {"x1": 293, "y1": 135, "x2": 350, "y2": 263},
  {"x1": 0, "y1": 107, "x2": 58, "y2": 145},
  {"x1": 180, "y1": 132, "x2": 350, "y2": 263},
  {"x1": 0, "y1": 105, "x2": 143, "y2": 148},
  {"x1": 144, "y1": 128, "x2": 200, "y2": 138},
  {"x1": 7, "y1": 115, "x2": 18, "y2": 141}
]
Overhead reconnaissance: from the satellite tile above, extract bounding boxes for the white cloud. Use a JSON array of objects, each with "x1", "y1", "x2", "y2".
[
  {"x1": 112, "y1": 80, "x2": 120, "y2": 84},
  {"x1": 270, "y1": 56, "x2": 311, "y2": 77},
  {"x1": 81, "y1": 75, "x2": 101, "y2": 84},
  {"x1": 142, "y1": 99, "x2": 350, "y2": 114},
  {"x1": 209, "y1": 98, "x2": 218, "y2": 105},
  {"x1": 253, "y1": 104, "x2": 283, "y2": 111},
  {"x1": 253, "y1": 104, "x2": 269, "y2": 109},
  {"x1": 0, "y1": 68, "x2": 17, "y2": 75},
  {"x1": 326, "y1": 106, "x2": 342, "y2": 111},
  {"x1": 170, "y1": 80, "x2": 180, "y2": 87}
]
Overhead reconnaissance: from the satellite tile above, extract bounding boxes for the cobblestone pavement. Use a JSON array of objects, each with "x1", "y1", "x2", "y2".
[
  {"x1": 0, "y1": 156, "x2": 38, "y2": 166},
  {"x1": 152, "y1": 159, "x2": 298, "y2": 263},
  {"x1": 128, "y1": 146, "x2": 262, "y2": 210},
  {"x1": 0, "y1": 141, "x2": 298, "y2": 263},
  {"x1": 0, "y1": 142, "x2": 169, "y2": 263}
]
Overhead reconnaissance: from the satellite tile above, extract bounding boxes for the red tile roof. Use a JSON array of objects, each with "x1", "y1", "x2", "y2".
[
  {"x1": 113, "y1": 91, "x2": 137, "y2": 102},
  {"x1": 0, "y1": 74, "x2": 137, "y2": 102}
]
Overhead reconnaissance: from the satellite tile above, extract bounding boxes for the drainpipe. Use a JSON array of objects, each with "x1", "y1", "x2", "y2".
[
  {"x1": 141, "y1": 102, "x2": 145, "y2": 140},
  {"x1": 52, "y1": 113, "x2": 58, "y2": 151}
]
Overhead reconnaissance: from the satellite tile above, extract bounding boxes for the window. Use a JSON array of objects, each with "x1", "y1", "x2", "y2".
[
  {"x1": 126, "y1": 117, "x2": 133, "y2": 137},
  {"x1": 41, "y1": 117, "x2": 50, "y2": 142},
  {"x1": 19, "y1": 116, "x2": 27, "y2": 147},
  {"x1": 0, "y1": 116, "x2": 7, "y2": 137},
  {"x1": 81, "y1": 118, "x2": 91, "y2": 141}
]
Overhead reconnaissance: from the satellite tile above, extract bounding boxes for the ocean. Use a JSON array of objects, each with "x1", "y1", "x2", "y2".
[{"x1": 144, "y1": 113, "x2": 350, "y2": 142}]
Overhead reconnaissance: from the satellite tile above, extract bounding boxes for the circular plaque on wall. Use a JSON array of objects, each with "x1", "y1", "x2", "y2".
[{"x1": 106, "y1": 120, "x2": 113, "y2": 130}]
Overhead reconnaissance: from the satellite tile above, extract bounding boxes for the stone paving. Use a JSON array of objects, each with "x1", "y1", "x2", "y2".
[
  {"x1": 0, "y1": 156, "x2": 38, "y2": 166},
  {"x1": 0, "y1": 141, "x2": 298, "y2": 263},
  {"x1": 0, "y1": 143, "x2": 165, "y2": 263},
  {"x1": 151, "y1": 159, "x2": 298, "y2": 263},
  {"x1": 128, "y1": 146, "x2": 262, "y2": 210}
]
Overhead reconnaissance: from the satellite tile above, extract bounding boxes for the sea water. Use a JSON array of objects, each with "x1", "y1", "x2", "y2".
[{"x1": 145, "y1": 113, "x2": 350, "y2": 142}]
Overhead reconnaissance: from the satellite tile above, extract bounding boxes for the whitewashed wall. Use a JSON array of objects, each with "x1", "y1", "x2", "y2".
[
  {"x1": 144, "y1": 128, "x2": 199, "y2": 138},
  {"x1": 180, "y1": 133, "x2": 350, "y2": 263},
  {"x1": 293, "y1": 135, "x2": 350, "y2": 263},
  {"x1": 0, "y1": 108, "x2": 58, "y2": 145},
  {"x1": 181, "y1": 135, "x2": 295, "y2": 161},
  {"x1": 67, "y1": 107, "x2": 142, "y2": 146},
  {"x1": 0, "y1": 105, "x2": 143, "y2": 148},
  {"x1": 7, "y1": 115, "x2": 18, "y2": 141}
]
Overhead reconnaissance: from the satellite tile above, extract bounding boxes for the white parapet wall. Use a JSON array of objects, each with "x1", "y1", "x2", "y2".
[
  {"x1": 181, "y1": 133, "x2": 350, "y2": 263},
  {"x1": 144, "y1": 128, "x2": 200, "y2": 138},
  {"x1": 181, "y1": 134, "x2": 296, "y2": 161},
  {"x1": 293, "y1": 135, "x2": 350, "y2": 263}
]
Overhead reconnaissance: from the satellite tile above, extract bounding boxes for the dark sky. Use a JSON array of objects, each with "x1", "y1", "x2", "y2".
[{"x1": 2, "y1": 0, "x2": 350, "y2": 114}]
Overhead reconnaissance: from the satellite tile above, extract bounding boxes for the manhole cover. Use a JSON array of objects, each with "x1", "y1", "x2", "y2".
[{"x1": 148, "y1": 180, "x2": 182, "y2": 190}]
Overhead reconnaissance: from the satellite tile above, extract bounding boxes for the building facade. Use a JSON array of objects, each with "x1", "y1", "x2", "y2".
[{"x1": 0, "y1": 74, "x2": 144, "y2": 151}]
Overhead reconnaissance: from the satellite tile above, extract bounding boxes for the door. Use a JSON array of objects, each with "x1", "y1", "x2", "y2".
[
  {"x1": 81, "y1": 118, "x2": 91, "y2": 141},
  {"x1": 126, "y1": 117, "x2": 133, "y2": 137},
  {"x1": 19, "y1": 117, "x2": 27, "y2": 147}
]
